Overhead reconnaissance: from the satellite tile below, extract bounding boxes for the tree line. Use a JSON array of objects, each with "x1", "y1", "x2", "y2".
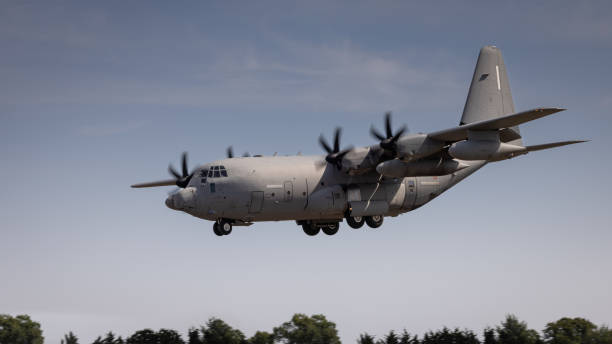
[{"x1": 1, "y1": 313, "x2": 611, "y2": 344}]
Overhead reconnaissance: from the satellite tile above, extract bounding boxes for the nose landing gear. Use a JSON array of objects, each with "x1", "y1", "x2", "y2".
[{"x1": 213, "y1": 219, "x2": 233, "y2": 236}]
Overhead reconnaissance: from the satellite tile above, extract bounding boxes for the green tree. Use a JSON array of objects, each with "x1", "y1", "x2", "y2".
[
  {"x1": 496, "y1": 315, "x2": 541, "y2": 344},
  {"x1": 421, "y1": 327, "x2": 479, "y2": 344},
  {"x1": 248, "y1": 331, "x2": 274, "y2": 344},
  {"x1": 0, "y1": 314, "x2": 44, "y2": 344},
  {"x1": 126, "y1": 329, "x2": 159, "y2": 344},
  {"x1": 61, "y1": 331, "x2": 79, "y2": 344},
  {"x1": 378, "y1": 330, "x2": 399, "y2": 344},
  {"x1": 187, "y1": 328, "x2": 202, "y2": 344},
  {"x1": 92, "y1": 331, "x2": 124, "y2": 344},
  {"x1": 587, "y1": 325, "x2": 612, "y2": 344},
  {"x1": 484, "y1": 327, "x2": 497, "y2": 344},
  {"x1": 200, "y1": 318, "x2": 246, "y2": 344},
  {"x1": 272, "y1": 313, "x2": 341, "y2": 344},
  {"x1": 357, "y1": 333, "x2": 376, "y2": 344},
  {"x1": 398, "y1": 330, "x2": 417, "y2": 344},
  {"x1": 157, "y1": 329, "x2": 184, "y2": 344},
  {"x1": 543, "y1": 317, "x2": 596, "y2": 344},
  {"x1": 125, "y1": 329, "x2": 182, "y2": 344}
]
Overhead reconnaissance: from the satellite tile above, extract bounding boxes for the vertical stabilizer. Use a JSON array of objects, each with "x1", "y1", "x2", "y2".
[{"x1": 461, "y1": 46, "x2": 522, "y2": 145}]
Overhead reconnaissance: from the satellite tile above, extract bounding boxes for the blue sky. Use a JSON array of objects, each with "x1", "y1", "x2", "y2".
[{"x1": 1, "y1": 1, "x2": 611, "y2": 343}]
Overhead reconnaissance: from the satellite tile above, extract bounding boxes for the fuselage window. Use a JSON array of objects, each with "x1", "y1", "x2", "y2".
[
  {"x1": 220, "y1": 170, "x2": 227, "y2": 177},
  {"x1": 213, "y1": 170, "x2": 220, "y2": 178},
  {"x1": 208, "y1": 170, "x2": 213, "y2": 178},
  {"x1": 201, "y1": 178, "x2": 207, "y2": 184}
]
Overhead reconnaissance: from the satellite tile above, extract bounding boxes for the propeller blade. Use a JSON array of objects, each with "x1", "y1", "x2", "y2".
[
  {"x1": 176, "y1": 173, "x2": 194, "y2": 188},
  {"x1": 385, "y1": 112, "x2": 393, "y2": 138},
  {"x1": 391, "y1": 125, "x2": 407, "y2": 142},
  {"x1": 181, "y1": 152, "x2": 188, "y2": 177},
  {"x1": 336, "y1": 147, "x2": 353, "y2": 160},
  {"x1": 168, "y1": 165, "x2": 181, "y2": 179},
  {"x1": 227, "y1": 146, "x2": 234, "y2": 158},
  {"x1": 333, "y1": 127, "x2": 341, "y2": 153},
  {"x1": 131, "y1": 179, "x2": 178, "y2": 188},
  {"x1": 319, "y1": 135, "x2": 333, "y2": 154},
  {"x1": 370, "y1": 126, "x2": 386, "y2": 141}
]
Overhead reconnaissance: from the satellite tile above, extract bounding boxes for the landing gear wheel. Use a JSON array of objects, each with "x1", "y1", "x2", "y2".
[
  {"x1": 213, "y1": 222, "x2": 223, "y2": 236},
  {"x1": 219, "y1": 220, "x2": 232, "y2": 235},
  {"x1": 302, "y1": 223, "x2": 320, "y2": 236},
  {"x1": 365, "y1": 215, "x2": 384, "y2": 228},
  {"x1": 322, "y1": 223, "x2": 340, "y2": 235},
  {"x1": 346, "y1": 216, "x2": 365, "y2": 229}
]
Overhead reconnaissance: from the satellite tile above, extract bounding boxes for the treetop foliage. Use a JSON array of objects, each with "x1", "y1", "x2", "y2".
[
  {"x1": 1, "y1": 313, "x2": 611, "y2": 344},
  {"x1": 0, "y1": 314, "x2": 43, "y2": 344}
]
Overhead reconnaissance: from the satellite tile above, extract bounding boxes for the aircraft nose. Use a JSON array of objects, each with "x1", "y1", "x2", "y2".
[{"x1": 165, "y1": 195, "x2": 176, "y2": 210}]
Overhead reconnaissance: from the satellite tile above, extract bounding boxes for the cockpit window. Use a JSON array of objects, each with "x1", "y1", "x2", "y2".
[{"x1": 207, "y1": 165, "x2": 229, "y2": 178}]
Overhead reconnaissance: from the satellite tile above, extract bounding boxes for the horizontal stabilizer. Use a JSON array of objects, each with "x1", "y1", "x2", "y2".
[
  {"x1": 525, "y1": 140, "x2": 588, "y2": 152},
  {"x1": 429, "y1": 107, "x2": 565, "y2": 142},
  {"x1": 131, "y1": 179, "x2": 177, "y2": 188}
]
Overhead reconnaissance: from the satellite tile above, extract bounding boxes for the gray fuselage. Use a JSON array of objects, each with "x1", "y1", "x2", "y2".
[{"x1": 168, "y1": 155, "x2": 485, "y2": 224}]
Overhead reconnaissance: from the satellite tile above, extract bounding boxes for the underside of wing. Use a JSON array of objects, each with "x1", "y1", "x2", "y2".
[{"x1": 131, "y1": 179, "x2": 177, "y2": 188}]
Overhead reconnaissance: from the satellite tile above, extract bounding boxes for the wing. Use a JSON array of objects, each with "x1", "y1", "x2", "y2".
[{"x1": 131, "y1": 179, "x2": 177, "y2": 188}]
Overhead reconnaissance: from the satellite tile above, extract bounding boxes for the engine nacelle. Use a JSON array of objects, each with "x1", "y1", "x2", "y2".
[
  {"x1": 376, "y1": 159, "x2": 468, "y2": 178},
  {"x1": 449, "y1": 140, "x2": 526, "y2": 161},
  {"x1": 395, "y1": 134, "x2": 446, "y2": 160}
]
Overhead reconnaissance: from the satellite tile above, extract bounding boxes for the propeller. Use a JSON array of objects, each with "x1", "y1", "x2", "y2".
[
  {"x1": 370, "y1": 111, "x2": 407, "y2": 154},
  {"x1": 168, "y1": 152, "x2": 194, "y2": 188},
  {"x1": 227, "y1": 146, "x2": 251, "y2": 158},
  {"x1": 319, "y1": 127, "x2": 352, "y2": 170}
]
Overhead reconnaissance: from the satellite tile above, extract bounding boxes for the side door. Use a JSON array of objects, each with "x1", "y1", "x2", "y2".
[{"x1": 249, "y1": 191, "x2": 264, "y2": 213}]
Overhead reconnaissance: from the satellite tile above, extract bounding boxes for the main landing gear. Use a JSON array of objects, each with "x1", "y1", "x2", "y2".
[
  {"x1": 365, "y1": 215, "x2": 384, "y2": 228},
  {"x1": 301, "y1": 222, "x2": 340, "y2": 236},
  {"x1": 213, "y1": 219, "x2": 232, "y2": 236},
  {"x1": 345, "y1": 213, "x2": 384, "y2": 229}
]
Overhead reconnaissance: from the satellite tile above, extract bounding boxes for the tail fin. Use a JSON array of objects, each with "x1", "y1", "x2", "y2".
[{"x1": 461, "y1": 46, "x2": 522, "y2": 145}]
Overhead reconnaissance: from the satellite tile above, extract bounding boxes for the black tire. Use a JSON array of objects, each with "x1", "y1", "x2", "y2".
[
  {"x1": 302, "y1": 223, "x2": 320, "y2": 236},
  {"x1": 346, "y1": 216, "x2": 365, "y2": 229},
  {"x1": 219, "y1": 220, "x2": 232, "y2": 235},
  {"x1": 365, "y1": 215, "x2": 384, "y2": 228},
  {"x1": 213, "y1": 222, "x2": 223, "y2": 236},
  {"x1": 322, "y1": 223, "x2": 339, "y2": 235}
]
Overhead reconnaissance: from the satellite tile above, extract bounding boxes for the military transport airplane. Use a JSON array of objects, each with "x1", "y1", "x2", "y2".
[{"x1": 132, "y1": 46, "x2": 586, "y2": 237}]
